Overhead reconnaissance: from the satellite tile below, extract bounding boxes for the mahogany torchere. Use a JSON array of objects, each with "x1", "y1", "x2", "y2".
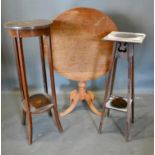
[{"x1": 4, "y1": 19, "x2": 63, "y2": 144}]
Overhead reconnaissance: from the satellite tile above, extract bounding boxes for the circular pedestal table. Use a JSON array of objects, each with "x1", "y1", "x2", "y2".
[{"x1": 50, "y1": 8, "x2": 117, "y2": 116}]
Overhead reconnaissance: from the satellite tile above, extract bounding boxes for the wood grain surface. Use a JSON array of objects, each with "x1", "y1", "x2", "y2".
[{"x1": 49, "y1": 7, "x2": 117, "y2": 81}]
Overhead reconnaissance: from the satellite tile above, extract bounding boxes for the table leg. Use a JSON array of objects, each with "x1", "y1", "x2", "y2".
[
  {"x1": 131, "y1": 44, "x2": 134, "y2": 123},
  {"x1": 98, "y1": 70, "x2": 112, "y2": 133},
  {"x1": 107, "y1": 52, "x2": 118, "y2": 117},
  {"x1": 13, "y1": 38, "x2": 27, "y2": 125},
  {"x1": 125, "y1": 44, "x2": 132, "y2": 141},
  {"x1": 39, "y1": 36, "x2": 48, "y2": 93},
  {"x1": 109, "y1": 56, "x2": 118, "y2": 96},
  {"x1": 98, "y1": 42, "x2": 117, "y2": 133},
  {"x1": 47, "y1": 35, "x2": 63, "y2": 132},
  {"x1": 13, "y1": 38, "x2": 24, "y2": 99},
  {"x1": 39, "y1": 36, "x2": 52, "y2": 117},
  {"x1": 16, "y1": 32, "x2": 32, "y2": 144}
]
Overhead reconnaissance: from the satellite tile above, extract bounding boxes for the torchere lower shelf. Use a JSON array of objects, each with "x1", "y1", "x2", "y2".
[
  {"x1": 22, "y1": 93, "x2": 54, "y2": 114},
  {"x1": 105, "y1": 96, "x2": 132, "y2": 113}
]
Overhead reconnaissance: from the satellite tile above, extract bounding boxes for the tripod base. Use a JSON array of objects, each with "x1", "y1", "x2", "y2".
[{"x1": 60, "y1": 81, "x2": 101, "y2": 117}]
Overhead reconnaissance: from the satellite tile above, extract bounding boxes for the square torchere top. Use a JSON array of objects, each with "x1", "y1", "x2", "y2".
[{"x1": 103, "y1": 31, "x2": 146, "y2": 44}]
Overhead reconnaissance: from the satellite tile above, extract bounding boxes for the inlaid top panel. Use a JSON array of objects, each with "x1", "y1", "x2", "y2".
[{"x1": 4, "y1": 19, "x2": 51, "y2": 30}]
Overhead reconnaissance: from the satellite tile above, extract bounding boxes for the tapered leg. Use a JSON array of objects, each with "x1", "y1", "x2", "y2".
[
  {"x1": 47, "y1": 35, "x2": 63, "y2": 132},
  {"x1": 13, "y1": 38, "x2": 24, "y2": 99},
  {"x1": 22, "y1": 110, "x2": 26, "y2": 125},
  {"x1": 53, "y1": 108, "x2": 63, "y2": 132},
  {"x1": 131, "y1": 45, "x2": 134, "y2": 123},
  {"x1": 39, "y1": 36, "x2": 52, "y2": 117},
  {"x1": 13, "y1": 38, "x2": 27, "y2": 124},
  {"x1": 107, "y1": 56, "x2": 118, "y2": 117},
  {"x1": 16, "y1": 32, "x2": 32, "y2": 144},
  {"x1": 109, "y1": 57, "x2": 118, "y2": 96},
  {"x1": 125, "y1": 121, "x2": 129, "y2": 141},
  {"x1": 27, "y1": 112, "x2": 33, "y2": 144},
  {"x1": 125, "y1": 44, "x2": 132, "y2": 141},
  {"x1": 107, "y1": 43, "x2": 118, "y2": 117},
  {"x1": 39, "y1": 36, "x2": 48, "y2": 93},
  {"x1": 98, "y1": 70, "x2": 112, "y2": 133},
  {"x1": 98, "y1": 42, "x2": 117, "y2": 133}
]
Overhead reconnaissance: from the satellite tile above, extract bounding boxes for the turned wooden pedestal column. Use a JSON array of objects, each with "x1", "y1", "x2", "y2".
[{"x1": 60, "y1": 81, "x2": 101, "y2": 116}]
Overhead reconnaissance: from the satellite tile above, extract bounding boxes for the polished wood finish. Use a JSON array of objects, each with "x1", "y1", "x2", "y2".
[
  {"x1": 39, "y1": 36, "x2": 48, "y2": 93},
  {"x1": 51, "y1": 7, "x2": 117, "y2": 81},
  {"x1": 5, "y1": 20, "x2": 63, "y2": 144},
  {"x1": 46, "y1": 35, "x2": 63, "y2": 132},
  {"x1": 13, "y1": 38, "x2": 24, "y2": 99},
  {"x1": 39, "y1": 36, "x2": 52, "y2": 116},
  {"x1": 50, "y1": 7, "x2": 117, "y2": 116},
  {"x1": 16, "y1": 34, "x2": 33, "y2": 144}
]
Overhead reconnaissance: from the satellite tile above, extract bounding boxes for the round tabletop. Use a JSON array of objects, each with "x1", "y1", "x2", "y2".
[
  {"x1": 51, "y1": 7, "x2": 117, "y2": 81},
  {"x1": 4, "y1": 19, "x2": 51, "y2": 30}
]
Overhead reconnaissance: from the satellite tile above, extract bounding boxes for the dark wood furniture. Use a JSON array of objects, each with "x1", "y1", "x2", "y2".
[{"x1": 4, "y1": 19, "x2": 63, "y2": 144}]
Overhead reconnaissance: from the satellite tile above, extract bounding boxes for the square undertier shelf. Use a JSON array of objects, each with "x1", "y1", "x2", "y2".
[
  {"x1": 105, "y1": 96, "x2": 132, "y2": 113},
  {"x1": 22, "y1": 93, "x2": 54, "y2": 114},
  {"x1": 103, "y1": 31, "x2": 146, "y2": 44}
]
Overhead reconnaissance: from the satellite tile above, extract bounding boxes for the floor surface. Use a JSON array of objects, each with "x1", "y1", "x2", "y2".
[{"x1": 2, "y1": 92, "x2": 154, "y2": 155}]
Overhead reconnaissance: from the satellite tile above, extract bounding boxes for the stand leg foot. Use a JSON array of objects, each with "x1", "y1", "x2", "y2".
[
  {"x1": 22, "y1": 110, "x2": 26, "y2": 125},
  {"x1": 27, "y1": 112, "x2": 32, "y2": 145},
  {"x1": 98, "y1": 112, "x2": 105, "y2": 133},
  {"x1": 125, "y1": 121, "x2": 130, "y2": 142},
  {"x1": 48, "y1": 110, "x2": 52, "y2": 117},
  {"x1": 53, "y1": 107, "x2": 63, "y2": 132}
]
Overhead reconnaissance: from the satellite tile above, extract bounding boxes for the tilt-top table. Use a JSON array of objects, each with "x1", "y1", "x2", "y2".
[{"x1": 49, "y1": 7, "x2": 118, "y2": 116}]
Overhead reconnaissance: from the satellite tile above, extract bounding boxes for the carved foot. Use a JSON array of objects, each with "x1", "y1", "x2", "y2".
[
  {"x1": 86, "y1": 91, "x2": 102, "y2": 116},
  {"x1": 60, "y1": 81, "x2": 101, "y2": 117},
  {"x1": 60, "y1": 90, "x2": 79, "y2": 117}
]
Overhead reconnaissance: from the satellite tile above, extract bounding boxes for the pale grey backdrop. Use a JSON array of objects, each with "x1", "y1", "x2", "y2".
[{"x1": 2, "y1": 0, "x2": 154, "y2": 94}]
